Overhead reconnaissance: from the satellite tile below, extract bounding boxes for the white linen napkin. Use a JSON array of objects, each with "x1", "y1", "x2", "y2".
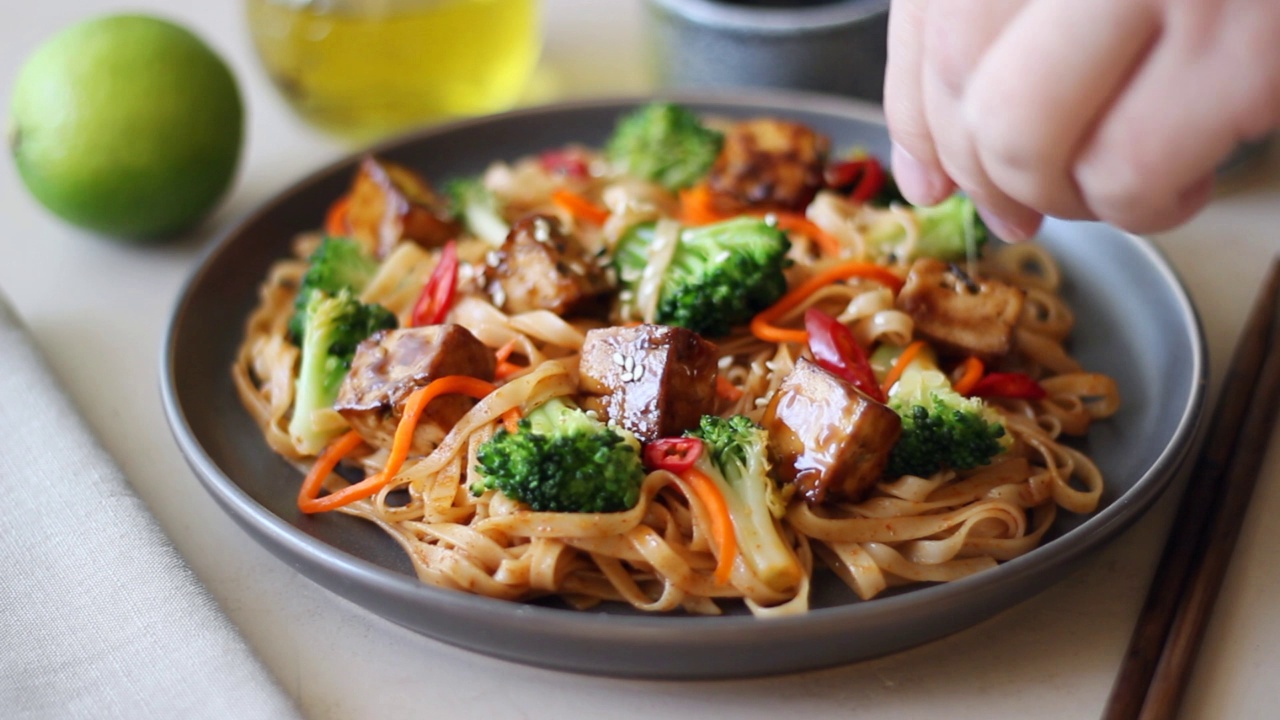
[{"x1": 0, "y1": 291, "x2": 300, "y2": 720}]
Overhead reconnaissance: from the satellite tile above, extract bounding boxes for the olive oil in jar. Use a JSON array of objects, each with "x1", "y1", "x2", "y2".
[{"x1": 246, "y1": 0, "x2": 541, "y2": 139}]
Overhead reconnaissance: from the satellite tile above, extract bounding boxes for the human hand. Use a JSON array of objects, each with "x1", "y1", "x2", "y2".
[{"x1": 883, "y1": 0, "x2": 1280, "y2": 240}]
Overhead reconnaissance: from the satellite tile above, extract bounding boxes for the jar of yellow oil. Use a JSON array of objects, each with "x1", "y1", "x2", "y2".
[{"x1": 246, "y1": 0, "x2": 541, "y2": 140}]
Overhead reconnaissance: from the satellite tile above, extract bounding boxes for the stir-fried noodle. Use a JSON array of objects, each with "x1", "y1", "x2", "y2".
[{"x1": 234, "y1": 107, "x2": 1119, "y2": 615}]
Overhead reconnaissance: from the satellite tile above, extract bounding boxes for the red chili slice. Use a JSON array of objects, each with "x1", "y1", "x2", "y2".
[
  {"x1": 824, "y1": 157, "x2": 886, "y2": 205},
  {"x1": 967, "y1": 371, "x2": 1047, "y2": 400},
  {"x1": 643, "y1": 437, "x2": 704, "y2": 474},
  {"x1": 538, "y1": 148, "x2": 590, "y2": 179},
  {"x1": 848, "y1": 156, "x2": 885, "y2": 204},
  {"x1": 824, "y1": 158, "x2": 864, "y2": 188},
  {"x1": 803, "y1": 308, "x2": 885, "y2": 403},
  {"x1": 410, "y1": 240, "x2": 459, "y2": 327}
]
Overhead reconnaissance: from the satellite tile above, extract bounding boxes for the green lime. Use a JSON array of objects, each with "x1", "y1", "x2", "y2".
[{"x1": 9, "y1": 14, "x2": 244, "y2": 241}]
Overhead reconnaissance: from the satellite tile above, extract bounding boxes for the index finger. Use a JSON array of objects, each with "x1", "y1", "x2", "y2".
[{"x1": 883, "y1": 0, "x2": 955, "y2": 205}]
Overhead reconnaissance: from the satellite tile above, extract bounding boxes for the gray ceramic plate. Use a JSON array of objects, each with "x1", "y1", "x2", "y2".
[{"x1": 161, "y1": 92, "x2": 1206, "y2": 679}]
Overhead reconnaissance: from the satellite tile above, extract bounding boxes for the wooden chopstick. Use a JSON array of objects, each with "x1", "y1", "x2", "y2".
[{"x1": 1102, "y1": 257, "x2": 1280, "y2": 720}]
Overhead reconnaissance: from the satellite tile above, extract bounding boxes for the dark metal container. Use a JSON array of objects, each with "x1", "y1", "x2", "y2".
[{"x1": 645, "y1": 0, "x2": 891, "y2": 101}]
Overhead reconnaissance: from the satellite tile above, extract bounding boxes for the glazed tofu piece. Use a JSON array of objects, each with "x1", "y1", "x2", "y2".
[
  {"x1": 706, "y1": 118, "x2": 830, "y2": 212},
  {"x1": 345, "y1": 156, "x2": 459, "y2": 258},
  {"x1": 578, "y1": 324, "x2": 719, "y2": 441},
  {"x1": 483, "y1": 214, "x2": 611, "y2": 317},
  {"x1": 335, "y1": 324, "x2": 495, "y2": 454},
  {"x1": 895, "y1": 258, "x2": 1026, "y2": 360},
  {"x1": 763, "y1": 358, "x2": 901, "y2": 505}
]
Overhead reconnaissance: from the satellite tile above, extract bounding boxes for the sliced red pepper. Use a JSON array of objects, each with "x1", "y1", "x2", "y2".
[
  {"x1": 538, "y1": 148, "x2": 590, "y2": 179},
  {"x1": 824, "y1": 157, "x2": 886, "y2": 204},
  {"x1": 644, "y1": 437, "x2": 704, "y2": 474},
  {"x1": 967, "y1": 371, "x2": 1047, "y2": 400},
  {"x1": 848, "y1": 156, "x2": 885, "y2": 204},
  {"x1": 410, "y1": 240, "x2": 459, "y2": 327},
  {"x1": 803, "y1": 308, "x2": 885, "y2": 403},
  {"x1": 824, "y1": 158, "x2": 864, "y2": 188}
]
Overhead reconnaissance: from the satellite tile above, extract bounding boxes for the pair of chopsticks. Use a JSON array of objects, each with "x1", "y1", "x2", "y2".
[{"x1": 1102, "y1": 257, "x2": 1280, "y2": 719}]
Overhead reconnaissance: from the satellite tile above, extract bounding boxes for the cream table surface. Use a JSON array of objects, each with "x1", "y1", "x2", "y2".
[{"x1": 2, "y1": 2, "x2": 1279, "y2": 718}]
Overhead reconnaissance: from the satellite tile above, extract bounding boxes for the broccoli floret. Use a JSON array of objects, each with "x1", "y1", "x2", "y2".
[
  {"x1": 865, "y1": 194, "x2": 989, "y2": 263},
  {"x1": 472, "y1": 398, "x2": 645, "y2": 513},
  {"x1": 614, "y1": 216, "x2": 790, "y2": 337},
  {"x1": 686, "y1": 415, "x2": 801, "y2": 592},
  {"x1": 288, "y1": 289, "x2": 397, "y2": 455},
  {"x1": 446, "y1": 176, "x2": 509, "y2": 246},
  {"x1": 605, "y1": 102, "x2": 723, "y2": 191},
  {"x1": 883, "y1": 347, "x2": 1009, "y2": 478},
  {"x1": 289, "y1": 237, "x2": 382, "y2": 340}
]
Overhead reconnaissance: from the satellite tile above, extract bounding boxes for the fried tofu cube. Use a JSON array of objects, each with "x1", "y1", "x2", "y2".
[
  {"x1": 345, "y1": 156, "x2": 459, "y2": 258},
  {"x1": 578, "y1": 324, "x2": 719, "y2": 441},
  {"x1": 706, "y1": 118, "x2": 830, "y2": 212},
  {"x1": 896, "y1": 258, "x2": 1026, "y2": 360},
  {"x1": 763, "y1": 358, "x2": 901, "y2": 504},
  {"x1": 335, "y1": 324, "x2": 495, "y2": 454},
  {"x1": 483, "y1": 214, "x2": 611, "y2": 317}
]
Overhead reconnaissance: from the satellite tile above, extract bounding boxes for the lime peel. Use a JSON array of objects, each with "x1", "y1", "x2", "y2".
[{"x1": 9, "y1": 14, "x2": 244, "y2": 241}]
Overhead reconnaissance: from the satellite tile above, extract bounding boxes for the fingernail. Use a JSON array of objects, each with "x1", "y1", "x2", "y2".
[
  {"x1": 891, "y1": 141, "x2": 953, "y2": 206},
  {"x1": 976, "y1": 206, "x2": 1038, "y2": 243}
]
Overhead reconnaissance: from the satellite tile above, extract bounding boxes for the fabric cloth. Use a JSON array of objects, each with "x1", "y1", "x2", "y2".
[{"x1": 0, "y1": 291, "x2": 301, "y2": 720}]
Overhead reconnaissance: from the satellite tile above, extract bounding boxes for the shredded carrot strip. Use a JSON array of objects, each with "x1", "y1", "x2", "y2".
[
  {"x1": 751, "y1": 322, "x2": 809, "y2": 347},
  {"x1": 755, "y1": 211, "x2": 842, "y2": 256},
  {"x1": 881, "y1": 340, "x2": 927, "y2": 396},
  {"x1": 716, "y1": 375, "x2": 744, "y2": 402},
  {"x1": 501, "y1": 407, "x2": 522, "y2": 434},
  {"x1": 324, "y1": 194, "x2": 351, "y2": 237},
  {"x1": 495, "y1": 361, "x2": 523, "y2": 380},
  {"x1": 297, "y1": 430, "x2": 365, "y2": 513},
  {"x1": 494, "y1": 338, "x2": 519, "y2": 364},
  {"x1": 678, "y1": 183, "x2": 725, "y2": 226},
  {"x1": 551, "y1": 188, "x2": 610, "y2": 225},
  {"x1": 383, "y1": 378, "x2": 494, "y2": 482},
  {"x1": 493, "y1": 338, "x2": 524, "y2": 380},
  {"x1": 681, "y1": 467, "x2": 737, "y2": 585},
  {"x1": 951, "y1": 356, "x2": 985, "y2": 396},
  {"x1": 298, "y1": 375, "x2": 498, "y2": 514},
  {"x1": 751, "y1": 260, "x2": 905, "y2": 344},
  {"x1": 300, "y1": 470, "x2": 392, "y2": 515}
]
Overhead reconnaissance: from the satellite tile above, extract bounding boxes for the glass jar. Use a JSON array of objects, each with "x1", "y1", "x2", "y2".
[{"x1": 246, "y1": 0, "x2": 542, "y2": 140}]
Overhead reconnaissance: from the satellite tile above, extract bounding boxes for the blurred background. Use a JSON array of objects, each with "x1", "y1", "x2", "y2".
[
  {"x1": 2, "y1": 0, "x2": 893, "y2": 246},
  {"x1": 237, "y1": 0, "x2": 888, "y2": 142}
]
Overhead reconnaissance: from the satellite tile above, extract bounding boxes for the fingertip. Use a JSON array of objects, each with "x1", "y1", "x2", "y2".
[
  {"x1": 977, "y1": 205, "x2": 1043, "y2": 243},
  {"x1": 1132, "y1": 174, "x2": 1216, "y2": 233},
  {"x1": 891, "y1": 141, "x2": 956, "y2": 207},
  {"x1": 1178, "y1": 173, "x2": 1215, "y2": 212},
  {"x1": 1082, "y1": 168, "x2": 1217, "y2": 234}
]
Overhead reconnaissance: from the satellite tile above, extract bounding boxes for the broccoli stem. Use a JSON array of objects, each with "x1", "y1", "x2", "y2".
[
  {"x1": 705, "y1": 461, "x2": 800, "y2": 593},
  {"x1": 288, "y1": 289, "x2": 396, "y2": 455},
  {"x1": 689, "y1": 415, "x2": 801, "y2": 593}
]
